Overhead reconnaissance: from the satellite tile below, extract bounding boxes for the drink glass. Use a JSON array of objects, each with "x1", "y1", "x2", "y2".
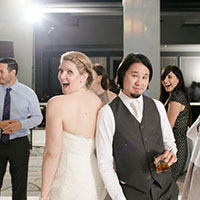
[{"x1": 154, "y1": 155, "x2": 170, "y2": 174}]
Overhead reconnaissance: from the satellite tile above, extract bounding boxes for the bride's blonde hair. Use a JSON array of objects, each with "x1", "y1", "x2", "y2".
[{"x1": 61, "y1": 51, "x2": 93, "y2": 89}]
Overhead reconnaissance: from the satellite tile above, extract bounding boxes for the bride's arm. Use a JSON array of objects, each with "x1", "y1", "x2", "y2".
[{"x1": 40, "y1": 97, "x2": 63, "y2": 199}]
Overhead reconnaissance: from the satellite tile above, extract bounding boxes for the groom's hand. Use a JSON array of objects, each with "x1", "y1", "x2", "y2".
[{"x1": 161, "y1": 149, "x2": 177, "y2": 166}]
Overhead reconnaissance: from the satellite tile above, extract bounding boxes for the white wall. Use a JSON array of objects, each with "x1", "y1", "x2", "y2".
[{"x1": 0, "y1": 0, "x2": 33, "y2": 88}]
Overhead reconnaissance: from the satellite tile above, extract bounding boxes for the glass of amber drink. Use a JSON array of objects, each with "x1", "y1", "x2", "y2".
[{"x1": 154, "y1": 155, "x2": 170, "y2": 174}]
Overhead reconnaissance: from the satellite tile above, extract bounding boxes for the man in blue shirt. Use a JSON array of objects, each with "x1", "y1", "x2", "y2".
[{"x1": 0, "y1": 57, "x2": 43, "y2": 199}]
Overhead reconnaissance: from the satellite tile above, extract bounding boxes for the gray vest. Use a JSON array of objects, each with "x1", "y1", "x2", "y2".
[{"x1": 110, "y1": 95, "x2": 172, "y2": 193}]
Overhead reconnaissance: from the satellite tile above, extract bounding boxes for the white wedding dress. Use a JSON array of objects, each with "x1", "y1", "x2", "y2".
[{"x1": 49, "y1": 131, "x2": 106, "y2": 200}]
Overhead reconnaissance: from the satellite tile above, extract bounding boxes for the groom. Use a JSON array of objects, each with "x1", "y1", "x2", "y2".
[{"x1": 96, "y1": 53, "x2": 179, "y2": 200}]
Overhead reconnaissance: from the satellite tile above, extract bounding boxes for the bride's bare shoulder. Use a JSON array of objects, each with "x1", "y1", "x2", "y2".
[
  {"x1": 46, "y1": 95, "x2": 66, "y2": 108},
  {"x1": 87, "y1": 91, "x2": 102, "y2": 108}
]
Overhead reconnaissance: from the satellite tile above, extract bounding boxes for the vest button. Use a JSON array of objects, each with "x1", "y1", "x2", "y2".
[
  {"x1": 144, "y1": 138, "x2": 147, "y2": 141},
  {"x1": 140, "y1": 125, "x2": 144, "y2": 129}
]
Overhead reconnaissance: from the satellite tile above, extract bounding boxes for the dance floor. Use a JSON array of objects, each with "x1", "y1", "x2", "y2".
[{"x1": 0, "y1": 146, "x2": 185, "y2": 199}]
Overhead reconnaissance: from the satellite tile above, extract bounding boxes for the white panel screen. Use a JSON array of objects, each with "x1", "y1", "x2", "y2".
[
  {"x1": 180, "y1": 57, "x2": 200, "y2": 87},
  {"x1": 160, "y1": 56, "x2": 177, "y2": 71},
  {"x1": 90, "y1": 57, "x2": 107, "y2": 69}
]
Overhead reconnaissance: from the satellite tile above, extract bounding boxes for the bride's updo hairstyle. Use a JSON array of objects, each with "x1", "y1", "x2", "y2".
[{"x1": 61, "y1": 51, "x2": 93, "y2": 89}]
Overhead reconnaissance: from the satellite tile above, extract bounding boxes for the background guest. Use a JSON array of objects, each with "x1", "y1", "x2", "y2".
[
  {"x1": 0, "y1": 57, "x2": 43, "y2": 199},
  {"x1": 160, "y1": 65, "x2": 192, "y2": 181},
  {"x1": 91, "y1": 63, "x2": 117, "y2": 105}
]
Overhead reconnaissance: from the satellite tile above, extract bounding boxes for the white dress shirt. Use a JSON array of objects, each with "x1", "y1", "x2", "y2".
[
  {"x1": 0, "y1": 80, "x2": 43, "y2": 139},
  {"x1": 187, "y1": 115, "x2": 200, "y2": 167},
  {"x1": 96, "y1": 91, "x2": 177, "y2": 200}
]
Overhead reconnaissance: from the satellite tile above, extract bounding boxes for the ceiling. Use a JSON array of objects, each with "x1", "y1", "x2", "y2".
[
  {"x1": 35, "y1": 0, "x2": 200, "y2": 9},
  {"x1": 160, "y1": 0, "x2": 200, "y2": 44},
  {"x1": 161, "y1": 0, "x2": 200, "y2": 11},
  {"x1": 161, "y1": 0, "x2": 200, "y2": 25},
  {"x1": 34, "y1": 0, "x2": 200, "y2": 44}
]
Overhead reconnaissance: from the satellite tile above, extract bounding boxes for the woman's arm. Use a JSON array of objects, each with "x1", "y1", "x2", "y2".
[
  {"x1": 40, "y1": 97, "x2": 63, "y2": 199},
  {"x1": 167, "y1": 101, "x2": 184, "y2": 128}
]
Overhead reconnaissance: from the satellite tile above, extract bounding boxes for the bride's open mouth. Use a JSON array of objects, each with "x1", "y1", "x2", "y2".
[{"x1": 62, "y1": 83, "x2": 69, "y2": 88}]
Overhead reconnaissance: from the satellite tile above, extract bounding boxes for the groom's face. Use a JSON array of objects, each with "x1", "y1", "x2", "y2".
[{"x1": 122, "y1": 62, "x2": 150, "y2": 98}]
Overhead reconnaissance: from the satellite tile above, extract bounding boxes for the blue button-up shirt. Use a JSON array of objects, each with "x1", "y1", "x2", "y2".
[{"x1": 0, "y1": 80, "x2": 43, "y2": 140}]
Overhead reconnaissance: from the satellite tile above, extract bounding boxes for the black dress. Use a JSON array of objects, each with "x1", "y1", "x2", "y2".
[{"x1": 167, "y1": 90, "x2": 190, "y2": 181}]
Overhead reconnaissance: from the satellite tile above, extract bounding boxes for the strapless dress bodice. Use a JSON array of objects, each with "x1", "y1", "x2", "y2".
[
  {"x1": 61, "y1": 131, "x2": 95, "y2": 156},
  {"x1": 49, "y1": 131, "x2": 106, "y2": 200}
]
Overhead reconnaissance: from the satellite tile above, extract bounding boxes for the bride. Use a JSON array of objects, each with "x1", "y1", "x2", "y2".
[{"x1": 39, "y1": 51, "x2": 106, "y2": 200}]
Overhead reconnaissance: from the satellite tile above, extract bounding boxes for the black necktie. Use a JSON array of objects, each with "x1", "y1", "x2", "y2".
[{"x1": 1, "y1": 88, "x2": 12, "y2": 143}]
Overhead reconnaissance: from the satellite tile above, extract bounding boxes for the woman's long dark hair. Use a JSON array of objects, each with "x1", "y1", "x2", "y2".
[
  {"x1": 92, "y1": 64, "x2": 109, "y2": 90},
  {"x1": 159, "y1": 65, "x2": 192, "y2": 126}
]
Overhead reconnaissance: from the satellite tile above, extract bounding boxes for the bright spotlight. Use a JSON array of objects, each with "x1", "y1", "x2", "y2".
[{"x1": 24, "y1": 4, "x2": 44, "y2": 23}]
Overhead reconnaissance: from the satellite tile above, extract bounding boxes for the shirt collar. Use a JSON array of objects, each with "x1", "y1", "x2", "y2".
[
  {"x1": 1, "y1": 79, "x2": 19, "y2": 91},
  {"x1": 119, "y1": 90, "x2": 143, "y2": 106},
  {"x1": 9, "y1": 79, "x2": 19, "y2": 91}
]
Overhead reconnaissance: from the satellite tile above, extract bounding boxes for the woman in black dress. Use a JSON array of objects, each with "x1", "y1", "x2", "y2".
[{"x1": 160, "y1": 65, "x2": 192, "y2": 181}]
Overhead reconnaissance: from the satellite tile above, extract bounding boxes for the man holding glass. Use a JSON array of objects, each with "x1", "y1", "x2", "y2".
[{"x1": 96, "y1": 53, "x2": 179, "y2": 200}]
